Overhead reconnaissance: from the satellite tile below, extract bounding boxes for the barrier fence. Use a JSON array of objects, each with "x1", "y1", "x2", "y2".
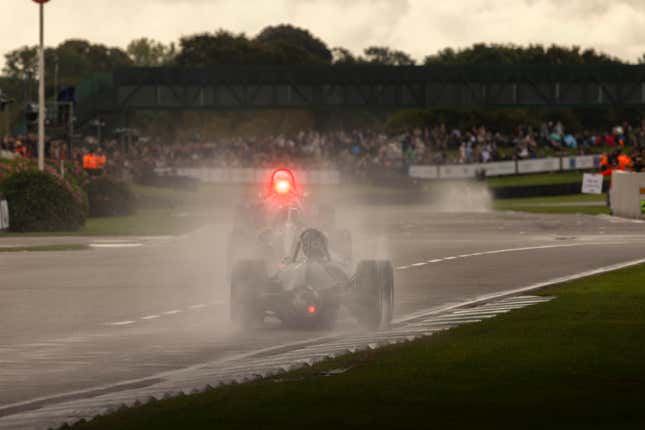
[
  {"x1": 153, "y1": 155, "x2": 602, "y2": 185},
  {"x1": 154, "y1": 167, "x2": 341, "y2": 185},
  {"x1": 410, "y1": 155, "x2": 601, "y2": 180}
]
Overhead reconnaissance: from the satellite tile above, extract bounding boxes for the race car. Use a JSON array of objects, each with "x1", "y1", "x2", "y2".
[
  {"x1": 230, "y1": 229, "x2": 394, "y2": 330},
  {"x1": 227, "y1": 168, "x2": 352, "y2": 271}
]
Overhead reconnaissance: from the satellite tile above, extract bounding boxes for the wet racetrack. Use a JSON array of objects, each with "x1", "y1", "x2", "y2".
[{"x1": 1, "y1": 205, "x2": 645, "y2": 427}]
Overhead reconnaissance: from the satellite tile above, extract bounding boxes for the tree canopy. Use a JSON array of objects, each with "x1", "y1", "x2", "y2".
[
  {"x1": 424, "y1": 43, "x2": 623, "y2": 66},
  {"x1": 126, "y1": 38, "x2": 176, "y2": 66}
]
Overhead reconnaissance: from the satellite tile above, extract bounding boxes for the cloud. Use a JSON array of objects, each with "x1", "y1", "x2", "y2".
[{"x1": 1, "y1": 0, "x2": 644, "y2": 71}]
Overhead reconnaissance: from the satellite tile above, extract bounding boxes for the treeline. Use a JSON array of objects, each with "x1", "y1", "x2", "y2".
[{"x1": 3, "y1": 24, "x2": 643, "y2": 96}]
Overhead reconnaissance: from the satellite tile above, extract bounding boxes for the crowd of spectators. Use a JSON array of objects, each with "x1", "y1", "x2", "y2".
[{"x1": 3, "y1": 120, "x2": 645, "y2": 175}]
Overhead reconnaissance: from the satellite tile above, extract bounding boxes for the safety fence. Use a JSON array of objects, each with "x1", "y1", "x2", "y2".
[
  {"x1": 152, "y1": 155, "x2": 601, "y2": 185},
  {"x1": 410, "y1": 155, "x2": 601, "y2": 180},
  {"x1": 154, "y1": 167, "x2": 341, "y2": 185}
]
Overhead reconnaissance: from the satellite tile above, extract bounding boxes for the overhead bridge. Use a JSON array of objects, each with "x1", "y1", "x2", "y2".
[{"x1": 78, "y1": 65, "x2": 645, "y2": 120}]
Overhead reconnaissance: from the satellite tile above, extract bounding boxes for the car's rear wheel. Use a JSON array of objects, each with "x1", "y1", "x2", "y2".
[
  {"x1": 354, "y1": 260, "x2": 394, "y2": 330},
  {"x1": 230, "y1": 260, "x2": 267, "y2": 330}
]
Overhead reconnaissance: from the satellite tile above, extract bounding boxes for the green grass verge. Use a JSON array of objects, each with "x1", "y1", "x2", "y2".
[
  {"x1": 0, "y1": 210, "x2": 209, "y2": 237},
  {"x1": 486, "y1": 171, "x2": 591, "y2": 188},
  {"x1": 79, "y1": 210, "x2": 206, "y2": 236},
  {"x1": 0, "y1": 244, "x2": 90, "y2": 252},
  {"x1": 494, "y1": 193, "x2": 610, "y2": 215},
  {"x1": 73, "y1": 264, "x2": 645, "y2": 430}
]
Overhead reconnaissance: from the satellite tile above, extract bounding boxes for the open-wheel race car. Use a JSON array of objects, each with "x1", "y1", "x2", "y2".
[{"x1": 230, "y1": 228, "x2": 394, "y2": 331}]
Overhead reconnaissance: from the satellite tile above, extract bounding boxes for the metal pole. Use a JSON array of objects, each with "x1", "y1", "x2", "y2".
[
  {"x1": 97, "y1": 121, "x2": 102, "y2": 145},
  {"x1": 54, "y1": 54, "x2": 59, "y2": 102},
  {"x1": 68, "y1": 102, "x2": 74, "y2": 160},
  {"x1": 37, "y1": 3, "x2": 45, "y2": 171},
  {"x1": 4, "y1": 105, "x2": 9, "y2": 137}
]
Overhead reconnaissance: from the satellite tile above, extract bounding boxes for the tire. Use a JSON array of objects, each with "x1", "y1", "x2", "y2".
[
  {"x1": 354, "y1": 260, "x2": 394, "y2": 330},
  {"x1": 230, "y1": 260, "x2": 267, "y2": 330}
]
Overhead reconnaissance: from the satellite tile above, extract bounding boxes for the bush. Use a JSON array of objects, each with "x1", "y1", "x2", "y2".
[
  {"x1": 86, "y1": 176, "x2": 135, "y2": 217},
  {"x1": 1, "y1": 169, "x2": 87, "y2": 232}
]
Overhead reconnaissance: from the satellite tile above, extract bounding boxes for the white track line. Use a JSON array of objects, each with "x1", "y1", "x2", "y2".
[
  {"x1": 188, "y1": 304, "x2": 207, "y2": 310},
  {"x1": 104, "y1": 320, "x2": 136, "y2": 327},
  {"x1": 89, "y1": 243, "x2": 143, "y2": 249},
  {"x1": 395, "y1": 242, "x2": 618, "y2": 271},
  {"x1": 163, "y1": 310, "x2": 182, "y2": 315},
  {"x1": 140, "y1": 315, "x2": 160, "y2": 320}
]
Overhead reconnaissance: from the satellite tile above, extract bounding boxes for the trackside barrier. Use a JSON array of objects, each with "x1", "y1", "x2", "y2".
[
  {"x1": 0, "y1": 197, "x2": 9, "y2": 231},
  {"x1": 410, "y1": 155, "x2": 603, "y2": 179},
  {"x1": 155, "y1": 168, "x2": 341, "y2": 185},
  {"x1": 609, "y1": 171, "x2": 645, "y2": 219}
]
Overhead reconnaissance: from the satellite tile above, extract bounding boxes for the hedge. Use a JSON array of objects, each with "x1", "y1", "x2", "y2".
[{"x1": 0, "y1": 169, "x2": 87, "y2": 232}]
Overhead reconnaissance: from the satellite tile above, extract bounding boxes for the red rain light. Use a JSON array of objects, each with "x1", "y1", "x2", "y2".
[
  {"x1": 274, "y1": 179, "x2": 291, "y2": 194},
  {"x1": 271, "y1": 168, "x2": 296, "y2": 195},
  {"x1": 307, "y1": 305, "x2": 317, "y2": 314}
]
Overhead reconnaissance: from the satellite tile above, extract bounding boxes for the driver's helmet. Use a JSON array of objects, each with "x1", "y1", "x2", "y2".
[{"x1": 299, "y1": 229, "x2": 329, "y2": 261}]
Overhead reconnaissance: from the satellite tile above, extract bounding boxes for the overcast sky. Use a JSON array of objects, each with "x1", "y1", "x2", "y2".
[{"x1": 2, "y1": 0, "x2": 645, "y2": 69}]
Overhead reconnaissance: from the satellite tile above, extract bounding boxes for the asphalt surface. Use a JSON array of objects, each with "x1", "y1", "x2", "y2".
[{"x1": 1, "y1": 206, "x2": 645, "y2": 413}]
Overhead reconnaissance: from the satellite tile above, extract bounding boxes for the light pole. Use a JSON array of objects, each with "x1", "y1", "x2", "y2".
[
  {"x1": 33, "y1": 0, "x2": 50, "y2": 171},
  {"x1": 90, "y1": 119, "x2": 106, "y2": 144}
]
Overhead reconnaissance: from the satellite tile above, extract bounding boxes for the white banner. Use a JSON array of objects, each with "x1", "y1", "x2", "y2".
[
  {"x1": 0, "y1": 199, "x2": 9, "y2": 230},
  {"x1": 517, "y1": 157, "x2": 561, "y2": 174},
  {"x1": 409, "y1": 165, "x2": 438, "y2": 179},
  {"x1": 414, "y1": 161, "x2": 516, "y2": 179},
  {"x1": 478, "y1": 161, "x2": 517, "y2": 176},
  {"x1": 562, "y1": 155, "x2": 599, "y2": 171},
  {"x1": 581, "y1": 173, "x2": 604, "y2": 195},
  {"x1": 411, "y1": 155, "x2": 602, "y2": 180},
  {"x1": 438, "y1": 164, "x2": 483, "y2": 179}
]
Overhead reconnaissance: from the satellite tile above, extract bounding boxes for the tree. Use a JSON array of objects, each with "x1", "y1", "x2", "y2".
[
  {"x1": 424, "y1": 43, "x2": 623, "y2": 66},
  {"x1": 332, "y1": 47, "x2": 361, "y2": 65},
  {"x1": 3, "y1": 46, "x2": 38, "y2": 100},
  {"x1": 255, "y1": 24, "x2": 332, "y2": 64},
  {"x1": 363, "y1": 46, "x2": 415, "y2": 66},
  {"x1": 127, "y1": 38, "x2": 176, "y2": 66},
  {"x1": 3, "y1": 46, "x2": 38, "y2": 81},
  {"x1": 53, "y1": 39, "x2": 132, "y2": 86},
  {"x1": 175, "y1": 31, "x2": 265, "y2": 66}
]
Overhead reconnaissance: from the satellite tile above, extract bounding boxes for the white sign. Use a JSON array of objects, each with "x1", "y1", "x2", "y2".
[
  {"x1": 409, "y1": 165, "x2": 438, "y2": 179},
  {"x1": 0, "y1": 199, "x2": 9, "y2": 230},
  {"x1": 582, "y1": 173, "x2": 604, "y2": 195}
]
